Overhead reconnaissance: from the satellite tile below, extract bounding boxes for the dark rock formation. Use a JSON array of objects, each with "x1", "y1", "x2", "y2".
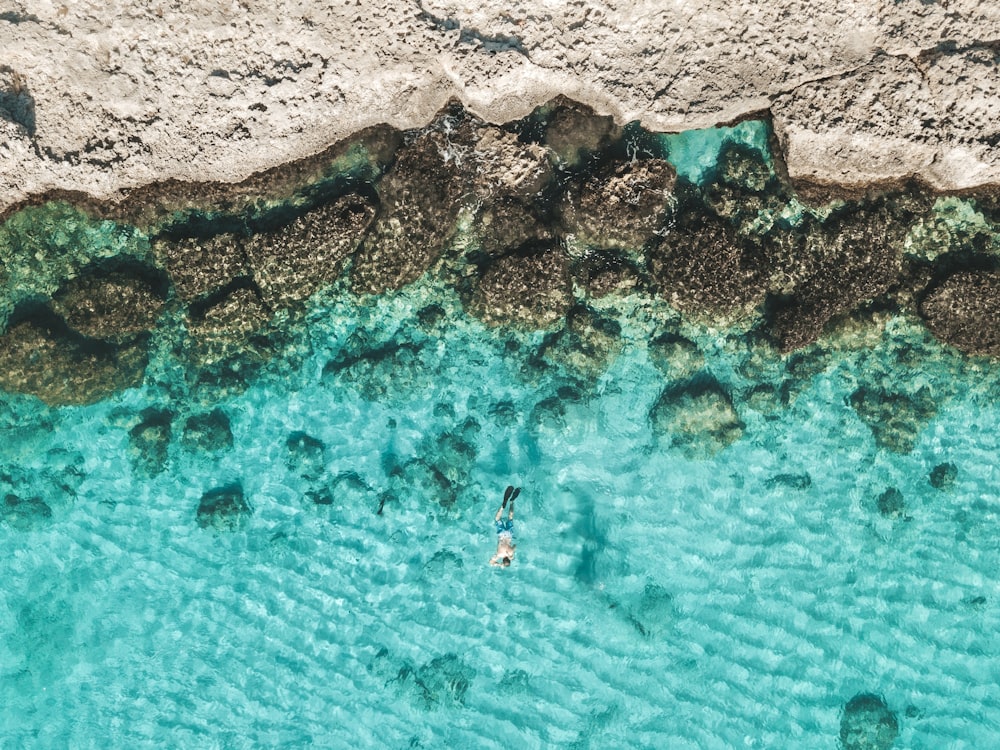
[
  {"x1": 50, "y1": 261, "x2": 168, "y2": 340},
  {"x1": 245, "y1": 194, "x2": 376, "y2": 308},
  {"x1": 0, "y1": 307, "x2": 148, "y2": 405},
  {"x1": 470, "y1": 126, "x2": 554, "y2": 258},
  {"x1": 196, "y1": 482, "x2": 251, "y2": 530},
  {"x1": 285, "y1": 431, "x2": 326, "y2": 481},
  {"x1": 648, "y1": 331, "x2": 704, "y2": 379},
  {"x1": 766, "y1": 473, "x2": 812, "y2": 490},
  {"x1": 840, "y1": 693, "x2": 899, "y2": 750},
  {"x1": 351, "y1": 111, "x2": 471, "y2": 294},
  {"x1": 128, "y1": 408, "x2": 173, "y2": 476},
  {"x1": 155, "y1": 232, "x2": 250, "y2": 303},
  {"x1": 537, "y1": 306, "x2": 622, "y2": 380},
  {"x1": 323, "y1": 331, "x2": 431, "y2": 401},
  {"x1": 875, "y1": 487, "x2": 907, "y2": 519},
  {"x1": 848, "y1": 386, "x2": 937, "y2": 453},
  {"x1": 929, "y1": 462, "x2": 958, "y2": 490},
  {"x1": 920, "y1": 271, "x2": 1000, "y2": 356},
  {"x1": 560, "y1": 158, "x2": 675, "y2": 250},
  {"x1": 650, "y1": 372, "x2": 744, "y2": 457},
  {"x1": 543, "y1": 97, "x2": 619, "y2": 169},
  {"x1": 181, "y1": 408, "x2": 233, "y2": 453},
  {"x1": 1, "y1": 494, "x2": 52, "y2": 530},
  {"x1": 324, "y1": 471, "x2": 373, "y2": 508},
  {"x1": 468, "y1": 246, "x2": 572, "y2": 328},
  {"x1": 765, "y1": 195, "x2": 929, "y2": 351},
  {"x1": 650, "y1": 213, "x2": 767, "y2": 317}
]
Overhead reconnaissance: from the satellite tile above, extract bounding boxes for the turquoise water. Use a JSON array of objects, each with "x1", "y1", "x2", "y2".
[{"x1": 2, "y1": 274, "x2": 999, "y2": 748}]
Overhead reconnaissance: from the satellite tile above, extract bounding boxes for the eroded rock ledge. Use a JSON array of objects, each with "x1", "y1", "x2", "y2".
[
  {"x1": 2, "y1": 1, "x2": 1000, "y2": 213},
  {"x1": 2, "y1": 97, "x2": 1000, "y2": 411}
]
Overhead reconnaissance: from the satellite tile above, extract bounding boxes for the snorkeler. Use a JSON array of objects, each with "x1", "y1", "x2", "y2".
[{"x1": 490, "y1": 485, "x2": 520, "y2": 567}]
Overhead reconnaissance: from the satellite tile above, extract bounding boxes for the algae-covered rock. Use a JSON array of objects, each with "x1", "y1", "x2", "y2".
[
  {"x1": 537, "y1": 306, "x2": 622, "y2": 380},
  {"x1": 285, "y1": 431, "x2": 326, "y2": 481},
  {"x1": 196, "y1": 482, "x2": 252, "y2": 531},
  {"x1": 647, "y1": 331, "x2": 704, "y2": 379},
  {"x1": 468, "y1": 246, "x2": 572, "y2": 328},
  {"x1": 50, "y1": 261, "x2": 168, "y2": 340},
  {"x1": 180, "y1": 408, "x2": 233, "y2": 453},
  {"x1": 560, "y1": 158, "x2": 676, "y2": 251},
  {"x1": 766, "y1": 196, "x2": 925, "y2": 351},
  {"x1": 352, "y1": 110, "x2": 471, "y2": 294},
  {"x1": 849, "y1": 386, "x2": 937, "y2": 454},
  {"x1": 650, "y1": 214, "x2": 767, "y2": 318},
  {"x1": 0, "y1": 308, "x2": 148, "y2": 405},
  {"x1": 840, "y1": 693, "x2": 898, "y2": 750},
  {"x1": 1, "y1": 494, "x2": 52, "y2": 530},
  {"x1": 128, "y1": 407, "x2": 173, "y2": 477},
  {"x1": 929, "y1": 462, "x2": 958, "y2": 490},
  {"x1": 154, "y1": 232, "x2": 250, "y2": 303},
  {"x1": 650, "y1": 373, "x2": 744, "y2": 457},
  {"x1": 920, "y1": 271, "x2": 1000, "y2": 356},
  {"x1": 875, "y1": 487, "x2": 907, "y2": 519},
  {"x1": 245, "y1": 194, "x2": 376, "y2": 308},
  {"x1": 543, "y1": 97, "x2": 619, "y2": 168}
]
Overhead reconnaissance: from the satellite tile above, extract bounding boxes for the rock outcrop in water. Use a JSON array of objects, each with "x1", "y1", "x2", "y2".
[
  {"x1": 196, "y1": 483, "x2": 252, "y2": 531},
  {"x1": 2, "y1": 96, "x2": 1000, "y2": 411},
  {"x1": 840, "y1": 693, "x2": 899, "y2": 750}
]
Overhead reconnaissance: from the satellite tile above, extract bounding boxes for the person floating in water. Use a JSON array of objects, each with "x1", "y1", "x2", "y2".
[{"x1": 490, "y1": 485, "x2": 520, "y2": 567}]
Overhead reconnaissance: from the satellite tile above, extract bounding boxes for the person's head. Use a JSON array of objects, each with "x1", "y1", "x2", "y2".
[{"x1": 501, "y1": 556, "x2": 511, "y2": 567}]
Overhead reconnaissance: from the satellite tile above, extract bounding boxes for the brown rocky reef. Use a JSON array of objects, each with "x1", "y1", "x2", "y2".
[{"x1": 2, "y1": 98, "x2": 1000, "y2": 406}]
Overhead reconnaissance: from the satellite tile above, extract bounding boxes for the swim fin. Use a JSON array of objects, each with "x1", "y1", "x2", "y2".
[
  {"x1": 510, "y1": 487, "x2": 521, "y2": 502},
  {"x1": 503, "y1": 485, "x2": 514, "y2": 505}
]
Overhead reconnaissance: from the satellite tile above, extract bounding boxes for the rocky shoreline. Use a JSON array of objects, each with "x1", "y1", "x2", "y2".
[
  {"x1": 1, "y1": 97, "x2": 999, "y2": 411},
  {"x1": 2, "y1": 1, "x2": 1000, "y2": 213}
]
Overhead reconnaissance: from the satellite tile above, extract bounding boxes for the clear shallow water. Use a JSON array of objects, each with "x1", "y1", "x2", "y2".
[{"x1": 2, "y1": 277, "x2": 1000, "y2": 749}]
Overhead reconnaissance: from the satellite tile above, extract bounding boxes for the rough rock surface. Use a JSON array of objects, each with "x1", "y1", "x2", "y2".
[
  {"x1": 3, "y1": 1, "x2": 1000, "y2": 216},
  {"x1": 920, "y1": 272, "x2": 1000, "y2": 357}
]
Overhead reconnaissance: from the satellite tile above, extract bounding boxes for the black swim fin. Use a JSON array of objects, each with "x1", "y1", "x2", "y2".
[
  {"x1": 510, "y1": 487, "x2": 521, "y2": 502},
  {"x1": 503, "y1": 485, "x2": 514, "y2": 505}
]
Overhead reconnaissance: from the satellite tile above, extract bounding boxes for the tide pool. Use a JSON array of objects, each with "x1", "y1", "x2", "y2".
[{"x1": 1, "y1": 275, "x2": 999, "y2": 749}]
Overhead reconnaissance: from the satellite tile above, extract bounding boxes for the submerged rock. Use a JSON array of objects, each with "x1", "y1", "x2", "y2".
[
  {"x1": 410, "y1": 653, "x2": 476, "y2": 709},
  {"x1": 840, "y1": 693, "x2": 899, "y2": 750},
  {"x1": 50, "y1": 261, "x2": 168, "y2": 341},
  {"x1": 1, "y1": 494, "x2": 52, "y2": 530},
  {"x1": 245, "y1": 194, "x2": 376, "y2": 308},
  {"x1": 389, "y1": 458, "x2": 456, "y2": 509},
  {"x1": 543, "y1": 97, "x2": 619, "y2": 168},
  {"x1": 181, "y1": 408, "x2": 233, "y2": 453},
  {"x1": 650, "y1": 213, "x2": 767, "y2": 318},
  {"x1": 285, "y1": 431, "x2": 326, "y2": 481},
  {"x1": 875, "y1": 487, "x2": 907, "y2": 520},
  {"x1": 560, "y1": 158, "x2": 675, "y2": 251},
  {"x1": 537, "y1": 306, "x2": 622, "y2": 380},
  {"x1": 766, "y1": 473, "x2": 812, "y2": 490},
  {"x1": 929, "y1": 462, "x2": 958, "y2": 490},
  {"x1": 647, "y1": 331, "x2": 704, "y2": 380},
  {"x1": 128, "y1": 408, "x2": 173, "y2": 477},
  {"x1": 324, "y1": 471, "x2": 374, "y2": 509},
  {"x1": 468, "y1": 246, "x2": 572, "y2": 328},
  {"x1": 650, "y1": 373, "x2": 744, "y2": 457},
  {"x1": 155, "y1": 231, "x2": 250, "y2": 303},
  {"x1": 323, "y1": 334, "x2": 431, "y2": 401},
  {"x1": 196, "y1": 483, "x2": 252, "y2": 530},
  {"x1": 0, "y1": 312, "x2": 149, "y2": 405},
  {"x1": 920, "y1": 271, "x2": 1000, "y2": 356},
  {"x1": 352, "y1": 112, "x2": 470, "y2": 294},
  {"x1": 848, "y1": 386, "x2": 937, "y2": 454}
]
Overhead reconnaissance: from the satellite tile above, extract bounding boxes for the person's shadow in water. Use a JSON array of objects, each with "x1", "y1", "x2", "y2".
[{"x1": 573, "y1": 493, "x2": 608, "y2": 585}]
